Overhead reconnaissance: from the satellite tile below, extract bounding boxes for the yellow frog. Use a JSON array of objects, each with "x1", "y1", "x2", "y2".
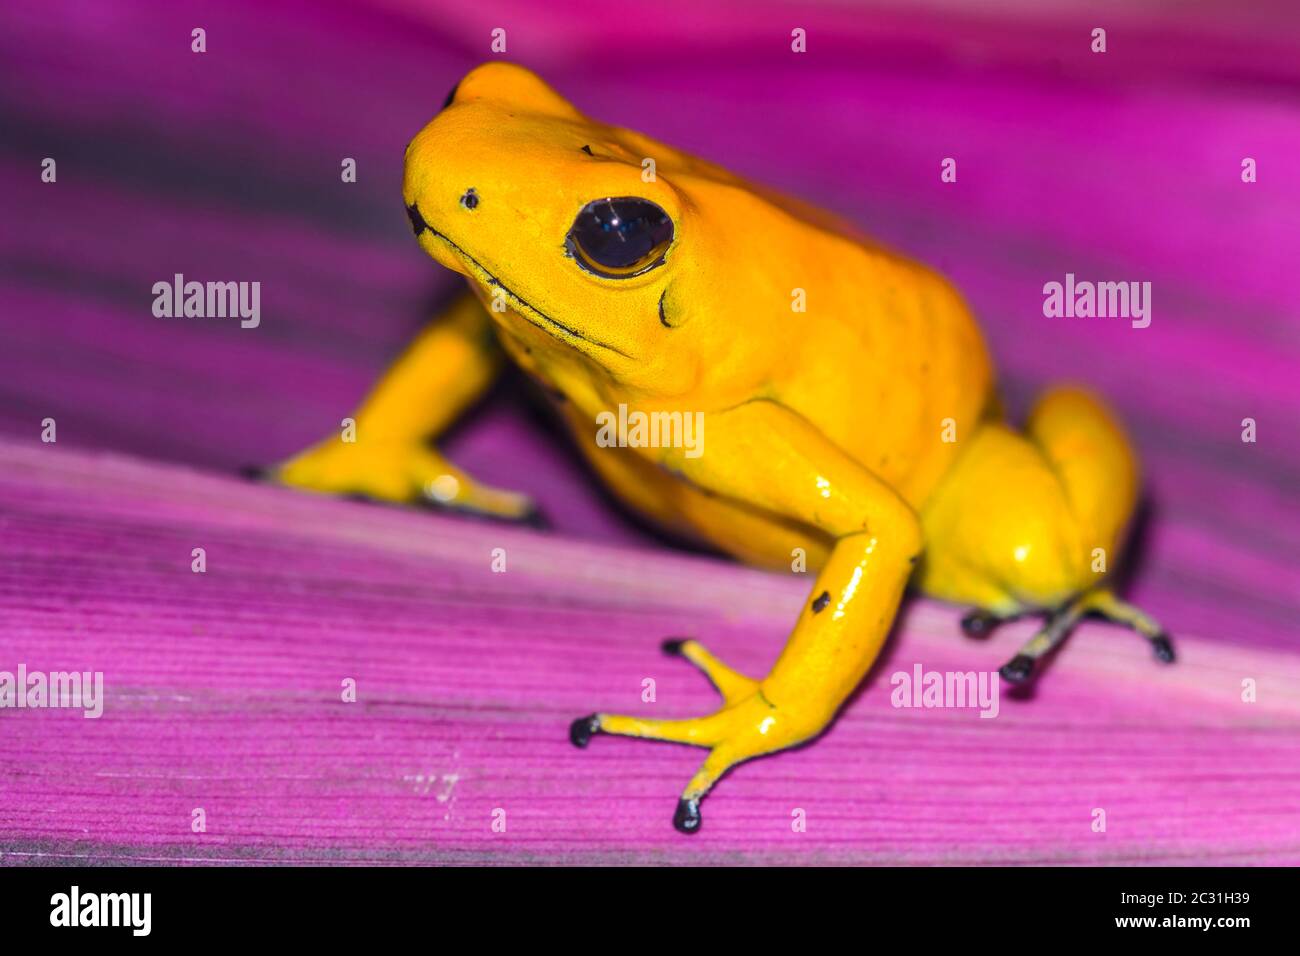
[{"x1": 271, "y1": 63, "x2": 1174, "y2": 833}]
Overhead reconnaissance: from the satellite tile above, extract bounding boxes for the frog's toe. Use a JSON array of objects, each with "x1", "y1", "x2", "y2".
[
  {"x1": 999, "y1": 654, "x2": 1037, "y2": 684},
  {"x1": 416, "y1": 469, "x2": 543, "y2": 525},
  {"x1": 960, "y1": 609, "x2": 1003, "y2": 639},
  {"x1": 518, "y1": 502, "x2": 551, "y2": 530},
  {"x1": 1151, "y1": 633, "x2": 1176, "y2": 663},
  {"x1": 673, "y1": 797, "x2": 703, "y2": 835},
  {"x1": 1078, "y1": 589, "x2": 1176, "y2": 664},
  {"x1": 659, "y1": 637, "x2": 758, "y2": 705},
  {"x1": 568, "y1": 714, "x2": 601, "y2": 748},
  {"x1": 418, "y1": 491, "x2": 548, "y2": 528}
]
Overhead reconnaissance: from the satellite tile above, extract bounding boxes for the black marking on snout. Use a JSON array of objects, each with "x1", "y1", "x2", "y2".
[
  {"x1": 406, "y1": 202, "x2": 428, "y2": 237},
  {"x1": 460, "y1": 188, "x2": 479, "y2": 210}
]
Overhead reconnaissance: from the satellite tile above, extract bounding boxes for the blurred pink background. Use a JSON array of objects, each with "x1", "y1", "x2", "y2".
[{"x1": 1, "y1": 0, "x2": 1297, "y2": 863}]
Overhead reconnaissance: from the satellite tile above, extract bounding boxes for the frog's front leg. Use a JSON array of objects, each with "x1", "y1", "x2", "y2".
[
  {"x1": 264, "y1": 291, "x2": 538, "y2": 522},
  {"x1": 570, "y1": 399, "x2": 922, "y2": 833}
]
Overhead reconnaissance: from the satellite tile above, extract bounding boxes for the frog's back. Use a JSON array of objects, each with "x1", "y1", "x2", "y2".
[
  {"x1": 743, "y1": 191, "x2": 999, "y2": 511},
  {"x1": 797, "y1": 259, "x2": 993, "y2": 508}
]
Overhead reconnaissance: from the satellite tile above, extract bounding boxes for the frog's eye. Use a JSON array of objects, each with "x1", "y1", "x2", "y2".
[{"x1": 565, "y1": 198, "x2": 674, "y2": 279}]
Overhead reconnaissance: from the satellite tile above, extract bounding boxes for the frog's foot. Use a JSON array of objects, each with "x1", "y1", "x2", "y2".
[
  {"x1": 570, "y1": 640, "x2": 818, "y2": 835},
  {"x1": 997, "y1": 588, "x2": 1175, "y2": 684},
  {"x1": 257, "y1": 439, "x2": 541, "y2": 524}
]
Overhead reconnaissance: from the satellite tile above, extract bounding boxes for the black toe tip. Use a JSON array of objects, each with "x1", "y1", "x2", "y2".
[
  {"x1": 1152, "y1": 634, "x2": 1176, "y2": 663},
  {"x1": 569, "y1": 714, "x2": 600, "y2": 748},
  {"x1": 519, "y1": 505, "x2": 550, "y2": 530},
  {"x1": 673, "y1": 797, "x2": 702, "y2": 834},
  {"x1": 238, "y1": 464, "x2": 268, "y2": 481},
  {"x1": 999, "y1": 654, "x2": 1035, "y2": 684},
  {"x1": 661, "y1": 638, "x2": 687, "y2": 656},
  {"x1": 960, "y1": 610, "x2": 999, "y2": 639}
]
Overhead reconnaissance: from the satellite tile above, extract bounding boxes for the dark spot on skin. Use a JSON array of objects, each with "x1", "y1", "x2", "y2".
[
  {"x1": 1151, "y1": 633, "x2": 1176, "y2": 663},
  {"x1": 442, "y1": 81, "x2": 459, "y2": 110},
  {"x1": 659, "y1": 289, "x2": 671, "y2": 328},
  {"x1": 405, "y1": 202, "x2": 428, "y2": 237},
  {"x1": 812, "y1": 590, "x2": 830, "y2": 613},
  {"x1": 581, "y1": 144, "x2": 593, "y2": 156},
  {"x1": 661, "y1": 639, "x2": 686, "y2": 656},
  {"x1": 460, "y1": 188, "x2": 479, "y2": 210}
]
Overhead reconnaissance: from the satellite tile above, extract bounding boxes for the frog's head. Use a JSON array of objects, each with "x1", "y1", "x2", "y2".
[{"x1": 403, "y1": 62, "x2": 813, "y2": 397}]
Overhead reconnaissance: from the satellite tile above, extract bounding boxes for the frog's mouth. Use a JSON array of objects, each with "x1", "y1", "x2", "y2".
[{"x1": 405, "y1": 202, "x2": 632, "y2": 360}]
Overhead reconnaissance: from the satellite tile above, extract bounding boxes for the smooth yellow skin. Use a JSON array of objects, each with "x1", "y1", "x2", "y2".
[{"x1": 273, "y1": 63, "x2": 1168, "y2": 830}]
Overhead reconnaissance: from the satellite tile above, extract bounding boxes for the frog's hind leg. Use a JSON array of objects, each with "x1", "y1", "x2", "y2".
[
  {"x1": 997, "y1": 387, "x2": 1175, "y2": 681},
  {"x1": 929, "y1": 386, "x2": 1174, "y2": 683},
  {"x1": 1024, "y1": 385, "x2": 1140, "y2": 569}
]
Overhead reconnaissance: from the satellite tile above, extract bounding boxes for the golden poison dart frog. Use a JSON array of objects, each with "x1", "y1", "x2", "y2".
[{"x1": 271, "y1": 62, "x2": 1174, "y2": 834}]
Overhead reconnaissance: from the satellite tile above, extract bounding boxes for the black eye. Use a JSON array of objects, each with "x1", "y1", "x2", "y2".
[{"x1": 565, "y1": 197, "x2": 674, "y2": 279}]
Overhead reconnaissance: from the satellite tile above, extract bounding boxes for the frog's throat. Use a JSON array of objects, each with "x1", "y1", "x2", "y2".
[{"x1": 409, "y1": 206, "x2": 632, "y2": 360}]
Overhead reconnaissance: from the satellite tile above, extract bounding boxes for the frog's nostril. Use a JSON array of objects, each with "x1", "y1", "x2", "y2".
[
  {"x1": 460, "y1": 188, "x2": 479, "y2": 211},
  {"x1": 406, "y1": 202, "x2": 428, "y2": 237}
]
